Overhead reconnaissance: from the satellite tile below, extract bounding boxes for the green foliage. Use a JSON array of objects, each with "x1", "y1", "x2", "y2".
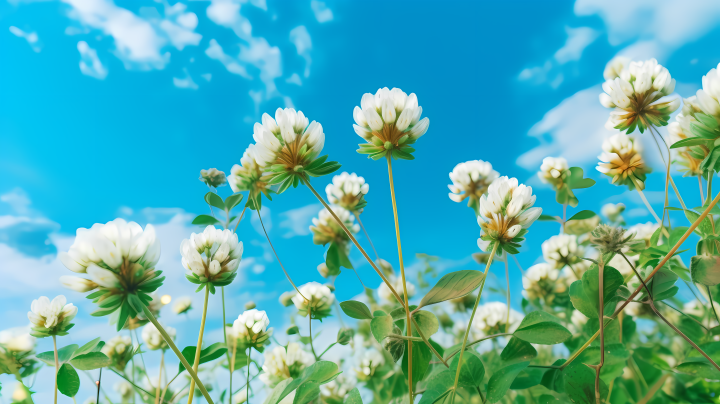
[
  {"x1": 555, "y1": 167, "x2": 596, "y2": 207},
  {"x1": 570, "y1": 263, "x2": 624, "y2": 318},
  {"x1": 418, "y1": 270, "x2": 484, "y2": 309},
  {"x1": 513, "y1": 311, "x2": 571, "y2": 345},
  {"x1": 563, "y1": 362, "x2": 608, "y2": 404},
  {"x1": 263, "y1": 361, "x2": 340, "y2": 404},
  {"x1": 326, "y1": 242, "x2": 353, "y2": 275},
  {"x1": 486, "y1": 361, "x2": 529, "y2": 403},
  {"x1": 690, "y1": 255, "x2": 720, "y2": 286},
  {"x1": 178, "y1": 342, "x2": 227, "y2": 373},
  {"x1": 340, "y1": 300, "x2": 373, "y2": 320},
  {"x1": 56, "y1": 363, "x2": 80, "y2": 397},
  {"x1": 450, "y1": 350, "x2": 485, "y2": 388}
]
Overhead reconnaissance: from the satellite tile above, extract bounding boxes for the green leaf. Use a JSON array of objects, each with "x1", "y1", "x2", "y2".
[
  {"x1": 581, "y1": 264, "x2": 624, "y2": 317},
  {"x1": 418, "y1": 270, "x2": 484, "y2": 309},
  {"x1": 513, "y1": 311, "x2": 572, "y2": 345},
  {"x1": 58, "y1": 344, "x2": 79, "y2": 364},
  {"x1": 412, "y1": 311, "x2": 439, "y2": 338},
  {"x1": 204, "y1": 192, "x2": 225, "y2": 209},
  {"x1": 344, "y1": 388, "x2": 363, "y2": 404},
  {"x1": 287, "y1": 325, "x2": 299, "y2": 335},
  {"x1": 271, "y1": 361, "x2": 339, "y2": 404},
  {"x1": 670, "y1": 137, "x2": 711, "y2": 149},
  {"x1": 676, "y1": 362, "x2": 720, "y2": 379},
  {"x1": 326, "y1": 242, "x2": 353, "y2": 275},
  {"x1": 690, "y1": 255, "x2": 720, "y2": 286},
  {"x1": 70, "y1": 352, "x2": 111, "y2": 370},
  {"x1": 566, "y1": 167, "x2": 596, "y2": 189},
  {"x1": 510, "y1": 368, "x2": 544, "y2": 390},
  {"x1": 538, "y1": 214, "x2": 560, "y2": 222},
  {"x1": 540, "y1": 359, "x2": 566, "y2": 393},
  {"x1": 263, "y1": 378, "x2": 294, "y2": 404},
  {"x1": 57, "y1": 363, "x2": 80, "y2": 397},
  {"x1": 225, "y1": 193, "x2": 244, "y2": 210},
  {"x1": 401, "y1": 340, "x2": 432, "y2": 388},
  {"x1": 192, "y1": 214, "x2": 221, "y2": 226},
  {"x1": 486, "y1": 362, "x2": 529, "y2": 403},
  {"x1": 569, "y1": 281, "x2": 597, "y2": 319},
  {"x1": 564, "y1": 362, "x2": 608, "y2": 404},
  {"x1": 340, "y1": 301, "x2": 373, "y2": 320},
  {"x1": 336, "y1": 328, "x2": 354, "y2": 345},
  {"x1": 500, "y1": 337, "x2": 537, "y2": 366},
  {"x1": 178, "y1": 342, "x2": 228, "y2": 373},
  {"x1": 71, "y1": 337, "x2": 102, "y2": 359},
  {"x1": 418, "y1": 370, "x2": 454, "y2": 404},
  {"x1": 450, "y1": 350, "x2": 485, "y2": 388},
  {"x1": 370, "y1": 316, "x2": 394, "y2": 343},
  {"x1": 36, "y1": 351, "x2": 56, "y2": 366},
  {"x1": 567, "y1": 210, "x2": 596, "y2": 221}
]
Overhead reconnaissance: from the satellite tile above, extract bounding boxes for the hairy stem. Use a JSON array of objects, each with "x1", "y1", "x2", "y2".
[
  {"x1": 354, "y1": 211, "x2": 380, "y2": 262},
  {"x1": 234, "y1": 205, "x2": 248, "y2": 233},
  {"x1": 187, "y1": 287, "x2": 210, "y2": 404},
  {"x1": 308, "y1": 308, "x2": 318, "y2": 361},
  {"x1": 256, "y1": 209, "x2": 307, "y2": 300},
  {"x1": 450, "y1": 244, "x2": 498, "y2": 404},
  {"x1": 53, "y1": 335, "x2": 59, "y2": 404},
  {"x1": 633, "y1": 177, "x2": 667, "y2": 236},
  {"x1": 386, "y1": 155, "x2": 413, "y2": 403},
  {"x1": 699, "y1": 175, "x2": 705, "y2": 203}
]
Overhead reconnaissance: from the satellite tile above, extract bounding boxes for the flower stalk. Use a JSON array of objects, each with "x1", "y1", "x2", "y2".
[
  {"x1": 53, "y1": 335, "x2": 59, "y2": 404},
  {"x1": 187, "y1": 286, "x2": 210, "y2": 404}
]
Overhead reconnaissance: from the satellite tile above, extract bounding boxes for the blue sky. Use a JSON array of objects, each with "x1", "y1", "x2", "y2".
[{"x1": 3, "y1": 0, "x2": 720, "y2": 401}]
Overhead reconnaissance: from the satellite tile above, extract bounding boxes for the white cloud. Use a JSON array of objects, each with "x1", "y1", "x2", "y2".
[
  {"x1": 205, "y1": 39, "x2": 251, "y2": 78},
  {"x1": 77, "y1": 40, "x2": 108, "y2": 79},
  {"x1": 173, "y1": 68, "x2": 199, "y2": 89},
  {"x1": 554, "y1": 26, "x2": 599, "y2": 64},
  {"x1": 290, "y1": 26, "x2": 312, "y2": 78},
  {"x1": 9, "y1": 26, "x2": 41, "y2": 52},
  {"x1": 158, "y1": 3, "x2": 202, "y2": 51},
  {"x1": 311, "y1": 0, "x2": 333, "y2": 23},
  {"x1": 279, "y1": 203, "x2": 322, "y2": 238},
  {"x1": 286, "y1": 73, "x2": 302, "y2": 86},
  {"x1": 1, "y1": 188, "x2": 32, "y2": 214},
  {"x1": 201, "y1": 73, "x2": 212, "y2": 82}
]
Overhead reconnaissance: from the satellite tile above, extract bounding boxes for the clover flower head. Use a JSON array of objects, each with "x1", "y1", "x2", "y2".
[
  {"x1": 355, "y1": 348, "x2": 385, "y2": 381},
  {"x1": 448, "y1": 160, "x2": 499, "y2": 211},
  {"x1": 232, "y1": 309, "x2": 273, "y2": 349},
  {"x1": 59, "y1": 218, "x2": 163, "y2": 330},
  {"x1": 12, "y1": 384, "x2": 30, "y2": 402},
  {"x1": 234, "y1": 390, "x2": 248, "y2": 404},
  {"x1": 317, "y1": 263, "x2": 330, "y2": 278},
  {"x1": 142, "y1": 322, "x2": 175, "y2": 351},
  {"x1": 599, "y1": 57, "x2": 679, "y2": 133},
  {"x1": 603, "y1": 56, "x2": 630, "y2": 80},
  {"x1": 321, "y1": 373, "x2": 356, "y2": 401},
  {"x1": 354, "y1": 87, "x2": 429, "y2": 160},
  {"x1": 291, "y1": 282, "x2": 335, "y2": 318},
  {"x1": 538, "y1": 157, "x2": 569, "y2": 189},
  {"x1": 608, "y1": 253, "x2": 636, "y2": 277},
  {"x1": 326, "y1": 172, "x2": 369, "y2": 213},
  {"x1": 115, "y1": 381, "x2": 134, "y2": 402},
  {"x1": 84, "y1": 398, "x2": 97, "y2": 404},
  {"x1": 471, "y1": 301, "x2": 522, "y2": 338},
  {"x1": 378, "y1": 276, "x2": 416, "y2": 304},
  {"x1": 668, "y1": 113, "x2": 705, "y2": 177},
  {"x1": 542, "y1": 234, "x2": 585, "y2": 270},
  {"x1": 477, "y1": 177, "x2": 542, "y2": 254},
  {"x1": 260, "y1": 342, "x2": 314, "y2": 387},
  {"x1": 694, "y1": 63, "x2": 720, "y2": 120},
  {"x1": 229, "y1": 144, "x2": 272, "y2": 199},
  {"x1": 0, "y1": 327, "x2": 35, "y2": 353},
  {"x1": 27, "y1": 295, "x2": 77, "y2": 338},
  {"x1": 181, "y1": 225, "x2": 243, "y2": 290},
  {"x1": 199, "y1": 168, "x2": 227, "y2": 188},
  {"x1": 522, "y1": 263, "x2": 566, "y2": 303},
  {"x1": 102, "y1": 335, "x2": 133, "y2": 371},
  {"x1": 173, "y1": 296, "x2": 192, "y2": 315},
  {"x1": 596, "y1": 133, "x2": 649, "y2": 190},
  {"x1": 310, "y1": 206, "x2": 359, "y2": 246},
  {"x1": 627, "y1": 222, "x2": 660, "y2": 248},
  {"x1": 590, "y1": 224, "x2": 641, "y2": 254},
  {"x1": 279, "y1": 291, "x2": 296, "y2": 307},
  {"x1": 601, "y1": 203, "x2": 626, "y2": 223}
]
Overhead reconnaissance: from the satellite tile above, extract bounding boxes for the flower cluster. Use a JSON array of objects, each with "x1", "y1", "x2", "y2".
[
  {"x1": 627, "y1": 222, "x2": 659, "y2": 248},
  {"x1": 228, "y1": 144, "x2": 272, "y2": 204},
  {"x1": 326, "y1": 172, "x2": 369, "y2": 213},
  {"x1": 181, "y1": 225, "x2": 243, "y2": 291},
  {"x1": 0, "y1": 328, "x2": 35, "y2": 353},
  {"x1": 0, "y1": 327, "x2": 36, "y2": 378},
  {"x1": 102, "y1": 335, "x2": 133, "y2": 371},
  {"x1": 448, "y1": 160, "x2": 499, "y2": 213},
  {"x1": 378, "y1": 276, "x2": 416, "y2": 304},
  {"x1": 596, "y1": 133, "x2": 649, "y2": 190},
  {"x1": 542, "y1": 234, "x2": 585, "y2": 270},
  {"x1": 477, "y1": 177, "x2": 542, "y2": 254},
  {"x1": 599, "y1": 57, "x2": 679, "y2": 133},
  {"x1": 355, "y1": 349, "x2": 385, "y2": 381},
  {"x1": 291, "y1": 282, "x2": 335, "y2": 318},
  {"x1": 27, "y1": 295, "x2": 77, "y2": 338},
  {"x1": 310, "y1": 206, "x2": 359, "y2": 246},
  {"x1": 321, "y1": 374, "x2": 356, "y2": 404},
  {"x1": 199, "y1": 168, "x2": 227, "y2": 188},
  {"x1": 259, "y1": 342, "x2": 314, "y2": 387},
  {"x1": 142, "y1": 322, "x2": 175, "y2": 351},
  {"x1": 589, "y1": 224, "x2": 642, "y2": 254},
  {"x1": 601, "y1": 203, "x2": 625, "y2": 224},
  {"x1": 173, "y1": 296, "x2": 192, "y2": 315},
  {"x1": 537, "y1": 157, "x2": 569, "y2": 190},
  {"x1": 522, "y1": 263, "x2": 566, "y2": 305},
  {"x1": 59, "y1": 218, "x2": 163, "y2": 330},
  {"x1": 471, "y1": 301, "x2": 522, "y2": 338},
  {"x1": 355, "y1": 87, "x2": 429, "y2": 160},
  {"x1": 232, "y1": 309, "x2": 273, "y2": 349},
  {"x1": 668, "y1": 97, "x2": 707, "y2": 176}
]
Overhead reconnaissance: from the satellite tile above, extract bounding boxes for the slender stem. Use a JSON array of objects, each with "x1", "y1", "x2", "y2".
[
  {"x1": 234, "y1": 205, "x2": 248, "y2": 233},
  {"x1": 633, "y1": 177, "x2": 666, "y2": 235},
  {"x1": 109, "y1": 368, "x2": 160, "y2": 400},
  {"x1": 231, "y1": 339, "x2": 237, "y2": 404},
  {"x1": 444, "y1": 333, "x2": 513, "y2": 362},
  {"x1": 133, "y1": 328, "x2": 154, "y2": 389},
  {"x1": 256, "y1": 209, "x2": 307, "y2": 300},
  {"x1": 649, "y1": 125, "x2": 686, "y2": 210},
  {"x1": 318, "y1": 342, "x2": 337, "y2": 359},
  {"x1": 129, "y1": 330, "x2": 136, "y2": 404},
  {"x1": 699, "y1": 175, "x2": 705, "y2": 203},
  {"x1": 511, "y1": 254, "x2": 526, "y2": 276},
  {"x1": 96, "y1": 367, "x2": 102, "y2": 404},
  {"x1": 607, "y1": 379, "x2": 615, "y2": 404},
  {"x1": 385, "y1": 155, "x2": 413, "y2": 403},
  {"x1": 187, "y1": 286, "x2": 210, "y2": 404},
  {"x1": 707, "y1": 286, "x2": 720, "y2": 325},
  {"x1": 504, "y1": 258, "x2": 511, "y2": 333},
  {"x1": 247, "y1": 348, "x2": 251, "y2": 404},
  {"x1": 222, "y1": 286, "x2": 232, "y2": 400},
  {"x1": 160, "y1": 369, "x2": 176, "y2": 404},
  {"x1": 450, "y1": 244, "x2": 498, "y2": 404},
  {"x1": 594, "y1": 257, "x2": 605, "y2": 404},
  {"x1": 562, "y1": 203, "x2": 567, "y2": 233},
  {"x1": 637, "y1": 374, "x2": 670, "y2": 404},
  {"x1": 308, "y1": 309, "x2": 318, "y2": 361},
  {"x1": 53, "y1": 335, "x2": 59, "y2": 404},
  {"x1": 301, "y1": 175, "x2": 406, "y2": 308},
  {"x1": 354, "y1": 211, "x2": 380, "y2": 262},
  {"x1": 411, "y1": 317, "x2": 448, "y2": 367},
  {"x1": 154, "y1": 351, "x2": 164, "y2": 404}
]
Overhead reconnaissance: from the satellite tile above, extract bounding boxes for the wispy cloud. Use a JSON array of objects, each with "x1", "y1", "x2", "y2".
[
  {"x1": 173, "y1": 68, "x2": 199, "y2": 89},
  {"x1": 9, "y1": 26, "x2": 41, "y2": 52},
  {"x1": 311, "y1": 0, "x2": 334, "y2": 23},
  {"x1": 279, "y1": 203, "x2": 322, "y2": 238},
  {"x1": 290, "y1": 26, "x2": 312, "y2": 78},
  {"x1": 77, "y1": 40, "x2": 108, "y2": 79}
]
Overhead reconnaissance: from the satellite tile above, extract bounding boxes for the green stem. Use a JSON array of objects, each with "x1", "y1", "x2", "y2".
[
  {"x1": 53, "y1": 335, "x2": 59, "y2": 404},
  {"x1": 110, "y1": 368, "x2": 161, "y2": 401},
  {"x1": 354, "y1": 211, "x2": 380, "y2": 262},
  {"x1": 154, "y1": 351, "x2": 164, "y2": 404},
  {"x1": 247, "y1": 347, "x2": 251, "y2": 404},
  {"x1": 707, "y1": 286, "x2": 720, "y2": 325},
  {"x1": 187, "y1": 286, "x2": 210, "y2": 404},
  {"x1": 385, "y1": 154, "x2": 413, "y2": 403},
  {"x1": 222, "y1": 286, "x2": 232, "y2": 401},
  {"x1": 637, "y1": 374, "x2": 670, "y2": 404},
  {"x1": 450, "y1": 243, "x2": 498, "y2": 404},
  {"x1": 308, "y1": 308, "x2": 318, "y2": 361},
  {"x1": 504, "y1": 258, "x2": 510, "y2": 333},
  {"x1": 318, "y1": 342, "x2": 337, "y2": 359},
  {"x1": 257, "y1": 209, "x2": 307, "y2": 300},
  {"x1": 234, "y1": 205, "x2": 248, "y2": 234},
  {"x1": 133, "y1": 328, "x2": 154, "y2": 389}
]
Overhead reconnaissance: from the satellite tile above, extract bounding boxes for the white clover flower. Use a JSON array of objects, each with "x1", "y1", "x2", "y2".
[
  {"x1": 181, "y1": 225, "x2": 243, "y2": 289},
  {"x1": 12, "y1": 383, "x2": 29, "y2": 402},
  {"x1": 292, "y1": 282, "x2": 335, "y2": 318},
  {"x1": 142, "y1": 322, "x2": 175, "y2": 351},
  {"x1": 601, "y1": 203, "x2": 625, "y2": 223},
  {"x1": 279, "y1": 291, "x2": 296, "y2": 307},
  {"x1": 471, "y1": 301, "x2": 522, "y2": 338},
  {"x1": 693, "y1": 63, "x2": 720, "y2": 121},
  {"x1": 448, "y1": 160, "x2": 499, "y2": 212},
  {"x1": 608, "y1": 254, "x2": 635, "y2": 277},
  {"x1": 229, "y1": 144, "x2": 271, "y2": 201},
  {"x1": 173, "y1": 296, "x2": 192, "y2": 315},
  {"x1": 597, "y1": 134, "x2": 649, "y2": 190},
  {"x1": 321, "y1": 373, "x2": 356, "y2": 401},
  {"x1": 59, "y1": 219, "x2": 163, "y2": 330},
  {"x1": 355, "y1": 349, "x2": 385, "y2": 381},
  {"x1": 233, "y1": 389, "x2": 248, "y2": 404},
  {"x1": 114, "y1": 381, "x2": 133, "y2": 402},
  {"x1": 378, "y1": 276, "x2": 416, "y2": 304},
  {"x1": 354, "y1": 87, "x2": 429, "y2": 160},
  {"x1": 603, "y1": 56, "x2": 630, "y2": 81},
  {"x1": 27, "y1": 295, "x2": 77, "y2": 338},
  {"x1": 542, "y1": 234, "x2": 585, "y2": 271},
  {"x1": 102, "y1": 335, "x2": 132, "y2": 371},
  {"x1": 232, "y1": 309, "x2": 273, "y2": 349},
  {"x1": 83, "y1": 398, "x2": 97, "y2": 404},
  {"x1": 260, "y1": 342, "x2": 314, "y2": 387},
  {"x1": 599, "y1": 57, "x2": 679, "y2": 133},
  {"x1": 317, "y1": 263, "x2": 330, "y2": 278},
  {"x1": 0, "y1": 327, "x2": 35, "y2": 353},
  {"x1": 326, "y1": 172, "x2": 369, "y2": 213},
  {"x1": 627, "y1": 222, "x2": 659, "y2": 248},
  {"x1": 522, "y1": 263, "x2": 566, "y2": 304},
  {"x1": 477, "y1": 177, "x2": 542, "y2": 254},
  {"x1": 310, "y1": 206, "x2": 359, "y2": 246},
  {"x1": 199, "y1": 168, "x2": 227, "y2": 188},
  {"x1": 538, "y1": 157, "x2": 569, "y2": 189}
]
